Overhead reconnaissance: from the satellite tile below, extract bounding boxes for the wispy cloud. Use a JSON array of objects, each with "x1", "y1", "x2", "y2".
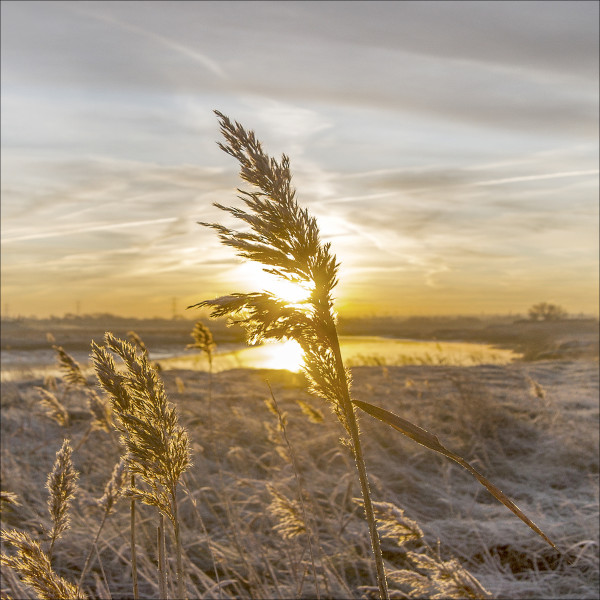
[
  {"x1": 2, "y1": 218, "x2": 178, "y2": 245},
  {"x1": 1, "y1": 1, "x2": 597, "y2": 317}
]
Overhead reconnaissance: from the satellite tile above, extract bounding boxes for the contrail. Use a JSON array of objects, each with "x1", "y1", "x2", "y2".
[
  {"x1": 473, "y1": 169, "x2": 598, "y2": 186},
  {"x1": 66, "y1": 4, "x2": 228, "y2": 79},
  {"x1": 2, "y1": 217, "x2": 178, "y2": 245}
]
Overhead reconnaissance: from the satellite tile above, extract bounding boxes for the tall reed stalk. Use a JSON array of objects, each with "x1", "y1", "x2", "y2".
[
  {"x1": 92, "y1": 333, "x2": 191, "y2": 599},
  {"x1": 191, "y1": 111, "x2": 389, "y2": 598},
  {"x1": 186, "y1": 320, "x2": 216, "y2": 415}
]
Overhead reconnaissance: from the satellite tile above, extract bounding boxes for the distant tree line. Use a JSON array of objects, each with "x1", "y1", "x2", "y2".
[{"x1": 528, "y1": 302, "x2": 567, "y2": 321}]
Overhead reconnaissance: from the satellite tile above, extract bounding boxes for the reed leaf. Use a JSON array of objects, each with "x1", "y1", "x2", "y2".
[{"x1": 351, "y1": 398, "x2": 558, "y2": 550}]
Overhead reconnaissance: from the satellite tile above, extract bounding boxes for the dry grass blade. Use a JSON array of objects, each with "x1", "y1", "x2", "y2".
[
  {"x1": 352, "y1": 398, "x2": 558, "y2": 550},
  {"x1": 0, "y1": 529, "x2": 86, "y2": 599}
]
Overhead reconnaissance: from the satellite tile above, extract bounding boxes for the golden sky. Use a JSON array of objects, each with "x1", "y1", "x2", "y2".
[{"x1": 1, "y1": 1, "x2": 598, "y2": 319}]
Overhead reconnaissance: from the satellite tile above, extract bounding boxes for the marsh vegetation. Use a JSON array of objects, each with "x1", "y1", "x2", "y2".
[{"x1": 1, "y1": 113, "x2": 598, "y2": 599}]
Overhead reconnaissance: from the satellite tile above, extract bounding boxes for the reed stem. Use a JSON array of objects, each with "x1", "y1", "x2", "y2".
[
  {"x1": 157, "y1": 513, "x2": 168, "y2": 599},
  {"x1": 131, "y1": 474, "x2": 139, "y2": 600},
  {"x1": 171, "y1": 488, "x2": 186, "y2": 600},
  {"x1": 325, "y1": 317, "x2": 389, "y2": 600},
  {"x1": 78, "y1": 511, "x2": 108, "y2": 587}
]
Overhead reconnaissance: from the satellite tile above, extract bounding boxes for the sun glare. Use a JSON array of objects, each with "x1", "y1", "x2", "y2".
[
  {"x1": 235, "y1": 263, "x2": 311, "y2": 305},
  {"x1": 263, "y1": 339, "x2": 304, "y2": 372},
  {"x1": 226, "y1": 264, "x2": 309, "y2": 372}
]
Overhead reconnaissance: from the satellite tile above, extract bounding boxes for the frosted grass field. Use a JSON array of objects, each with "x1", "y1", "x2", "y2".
[{"x1": 1, "y1": 353, "x2": 597, "y2": 598}]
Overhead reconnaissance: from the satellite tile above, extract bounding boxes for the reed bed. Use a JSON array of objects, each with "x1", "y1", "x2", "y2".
[{"x1": 1, "y1": 360, "x2": 597, "y2": 598}]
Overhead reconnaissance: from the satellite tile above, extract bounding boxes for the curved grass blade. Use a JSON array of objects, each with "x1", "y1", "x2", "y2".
[{"x1": 352, "y1": 399, "x2": 558, "y2": 551}]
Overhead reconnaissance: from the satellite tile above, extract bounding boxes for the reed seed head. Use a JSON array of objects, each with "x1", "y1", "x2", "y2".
[
  {"x1": 53, "y1": 345, "x2": 88, "y2": 388},
  {"x1": 190, "y1": 112, "x2": 353, "y2": 432},
  {"x1": 97, "y1": 457, "x2": 128, "y2": 514},
  {"x1": 86, "y1": 389, "x2": 113, "y2": 432},
  {"x1": 389, "y1": 551, "x2": 491, "y2": 599},
  {"x1": 46, "y1": 439, "x2": 79, "y2": 545},
  {"x1": 267, "y1": 484, "x2": 306, "y2": 540},
  {"x1": 0, "y1": 491, "x2": 21, "y2": 512},
  {"x1": 369, "y1": 500, "x2": 424, "y2": 545},
  {"x1": 1, "y1": 529, "x2": 86, "y2": 600},
  {"x1": 127, "y1": 330, "x2": 149, "y2": 358},
  {"x1": 34, "y1": 387, "x2": 70, "y2": 426},
  {"x1": 91, "y1": 332, "x2": 191, "y2": 525},
  {"x1": 186, "y1": 321, "x2": 216, "y2": 354}
]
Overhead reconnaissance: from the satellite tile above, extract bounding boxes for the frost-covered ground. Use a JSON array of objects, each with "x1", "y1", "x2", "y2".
[{"x1": 1, "y1": 356, "x2": 597, "y2": 599}]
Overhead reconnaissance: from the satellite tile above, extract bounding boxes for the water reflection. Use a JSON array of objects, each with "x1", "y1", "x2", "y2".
[
  {"x1": 1, "y1": 336, "x2": 519, "y2": 381},
  {"x1": 213, "y1": 336, "x2": 518, "y2": 372}
]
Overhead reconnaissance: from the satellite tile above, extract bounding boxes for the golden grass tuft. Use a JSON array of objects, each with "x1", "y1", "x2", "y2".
[{"x1": 0, "y1": 529, "x2": 86, "y2": 600}]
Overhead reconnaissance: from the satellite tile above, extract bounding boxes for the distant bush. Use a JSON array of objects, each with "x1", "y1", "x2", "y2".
[{"x1": 528, "y1": 302, "x2": 567, "y2": 321}]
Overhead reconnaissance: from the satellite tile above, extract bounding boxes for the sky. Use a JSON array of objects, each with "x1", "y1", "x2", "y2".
[{"x1": 1, "y1": 0, "x2": 598, "y2": 319}]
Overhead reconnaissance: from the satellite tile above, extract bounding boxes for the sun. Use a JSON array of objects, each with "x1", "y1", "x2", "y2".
[
  {"x1": 235, "y1": 262, "x2": 311, "y2": 305},
  {"x1": 230, "y1": 263, "x2": 309, "y2": 371}
]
